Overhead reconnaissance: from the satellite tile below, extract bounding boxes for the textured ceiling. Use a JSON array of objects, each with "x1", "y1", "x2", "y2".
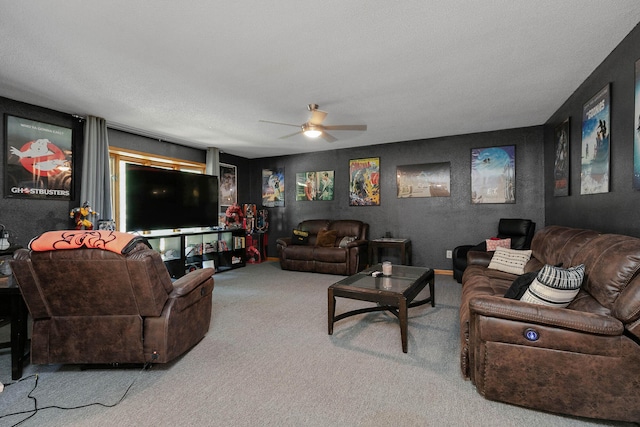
[{"x1": 1, "y1": 1, "x2": 640, "y2": 159}]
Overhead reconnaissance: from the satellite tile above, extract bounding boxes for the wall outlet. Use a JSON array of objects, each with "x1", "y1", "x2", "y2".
[{"x1": 446, "y1": 250, "x2": 452, "y2": 259}]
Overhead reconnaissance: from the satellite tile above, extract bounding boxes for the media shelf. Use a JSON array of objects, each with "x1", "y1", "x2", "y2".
[{"x1": 145, "y1": 228, "x2": 246, "y2": 278}]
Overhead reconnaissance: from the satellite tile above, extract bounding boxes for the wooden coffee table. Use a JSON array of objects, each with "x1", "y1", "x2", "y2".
[{"x1": 328, "y1": 264, "x2": 434, "y2": 353}]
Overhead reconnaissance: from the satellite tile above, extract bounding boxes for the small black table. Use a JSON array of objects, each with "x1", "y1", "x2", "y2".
[
  {"x1": 328, "y1": 264, "x2": 434, "y2": 353},
  {"x1": 369, "y1": 238, "x2": 412, "y2": 265},
  {"x1": 0, "y1": 275, "x2": 30, "y2": 380}
]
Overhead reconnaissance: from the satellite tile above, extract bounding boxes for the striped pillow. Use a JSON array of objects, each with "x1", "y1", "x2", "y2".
[
  {"x1": 520, "y1": 264, "x2": 585, "y2": 308},
  {"x1": 487, "y1": 246, "x2": 532, "y2": 275}
]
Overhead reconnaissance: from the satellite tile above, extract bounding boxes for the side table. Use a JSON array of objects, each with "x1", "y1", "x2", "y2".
[
  {"x1": 0, "y1": 275, "x2": 30, "y2": 380},
  {"x1": 369, "y1": 238, "x2": 412, "y2": 266}
]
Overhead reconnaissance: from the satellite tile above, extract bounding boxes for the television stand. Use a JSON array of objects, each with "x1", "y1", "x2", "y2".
[{"x1": 144, "y1": 228, "x2": 246, "y2": 278}]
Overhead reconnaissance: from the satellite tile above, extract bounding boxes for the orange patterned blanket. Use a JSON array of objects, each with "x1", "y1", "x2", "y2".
[{"x1": 29, "y1": 230, "x2": 150, "y2": 254}]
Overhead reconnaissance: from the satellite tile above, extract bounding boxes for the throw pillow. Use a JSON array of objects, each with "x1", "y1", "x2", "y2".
[
  {"x1": 291, "y1": 229, "x2": 309, "y2": 245},
  {"x1": 520, "y1": 264, "x2": 585, "y2": 308},
  {"x1": 316, "y1": 229, "x2": 338, "y2": 247},
  {"x1": 504, "y1": 270, "x2": 539, "y2": 299},
  {"x1": 487, "y1": 246, "x2": 532, "y2": 275},
  {"x1": 486, "y1": 238, "x2": 511, "y2": 252},
  {"x1": 338, "y1": 236, "x2": 356, "y2": 248}
]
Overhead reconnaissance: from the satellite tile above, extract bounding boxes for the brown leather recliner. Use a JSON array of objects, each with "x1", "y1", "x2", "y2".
[{"x1": 10, "y1": 239, "x2": 214, "y2": 365}]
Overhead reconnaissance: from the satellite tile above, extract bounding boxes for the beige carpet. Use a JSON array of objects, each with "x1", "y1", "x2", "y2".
[{"x1": 0, "y1": 262, "x2": 630, "y2": 426}]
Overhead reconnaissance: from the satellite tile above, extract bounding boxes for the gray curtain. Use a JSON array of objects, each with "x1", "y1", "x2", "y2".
[
  {"x1": 205, "y1": 147, "x2": 220, "y2": 176},
  {"x1": 81, "y1": 116, "x2": 112, "y2": 222}
]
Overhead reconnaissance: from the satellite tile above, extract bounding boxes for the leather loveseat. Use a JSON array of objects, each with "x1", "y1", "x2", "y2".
[
  {"x1": 10, "y1": 231, "x2": 214, "y2": 366},
  {"x1": 459, "y1": 225, "x2": 640, "y2": 423},
  {"x1": 276, "y1": 219, "x2": 369, "y2": 275}
]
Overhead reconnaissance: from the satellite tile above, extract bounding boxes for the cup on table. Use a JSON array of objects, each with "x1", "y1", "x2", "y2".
[{"x1": 382, "y1": 261, "x2": 392, "y2": 276}]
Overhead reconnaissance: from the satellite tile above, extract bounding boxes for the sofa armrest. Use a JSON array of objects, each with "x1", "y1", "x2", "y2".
[
  {"x1": 345, "y1": 239, "x2": 368, "y2": 249},
  {"x1": 469, "y1": 295, "x2": 623, "y2": 336},
  {"x1": 171, "y1": 267, "x2": 215, "y2": 297},
  {"x1": 467, "y1": 250, "x2": 493, "y2": 267},
  {"x1": 276, "y1": 237, "x2": 291, "y2": 248}
]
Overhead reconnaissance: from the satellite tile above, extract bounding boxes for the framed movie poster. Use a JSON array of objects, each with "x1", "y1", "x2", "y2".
[
  {"x1": 396, "y1": 162, "x2": 450, "y2": 198},
  {"x1": 634, "y1": 59, "x2": 640, "y2": 190},
  {"x1": 4, "y1": 114, "x2": 73, "y2": 199},
  {"x1": 349, "y1": 157, "x2": 379, "y2": 206},
  {"x1": 471, "y1": 145, "x2": 515, "y2": 204},
  {"x1": 262, "y1": 168, "x2": 284, "y2": 207},
  {"x1": 554, "y1": 118, "x2": 570, "y2": 196},
  {"x1": 219, "y1": 163, "x2": 237, "y2": 207},
  {"x1": 295, "y1": 170, "x2": 334, "y2": 201},
  {"x1": 581, "y1": 84, "x2": 610, "y2": 195}
]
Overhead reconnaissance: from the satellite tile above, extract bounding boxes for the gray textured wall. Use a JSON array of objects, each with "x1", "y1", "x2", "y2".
[
  {"x1": 544, "y1": 22, "x2": 640, "y2": 236},
  {"x1": 0, "y1": 97, "x2": 83, "y2": 248},
  {"x1": 251, "y1": 126, "x2": 545, "y2": 270},
  {"x1": 109, "y1": 129, "x2": 205, "y2": 164}
]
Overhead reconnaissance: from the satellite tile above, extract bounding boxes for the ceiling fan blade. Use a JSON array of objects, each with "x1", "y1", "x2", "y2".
[
  {"x1": 279, "y1": 130, "x2": 303, "y2": 139},
  {"x1": 259, "y1": 119, "x2": 300, "y2": 128},
  {"x1": 321, "y1": 132, "x2": 337, "y2": 143},
  {"x1": 323, "y1": 124, "x2": 367, "y2": 131},
  {"x1": 309, "y1": 109, "x2": 328, "y2": 125}
]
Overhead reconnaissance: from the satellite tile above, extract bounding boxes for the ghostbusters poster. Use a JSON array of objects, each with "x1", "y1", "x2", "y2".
[{"x1": 4, "y1": 115, "x2": 73, "y2": 200}]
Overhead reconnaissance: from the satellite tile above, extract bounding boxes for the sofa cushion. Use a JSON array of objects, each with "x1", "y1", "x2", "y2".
[
  {"x1": 520, "y1": 264, "x2": 585, "y2": 307},
  {"x1": 328, "y1": 220, "x2": 366, "y2": 240},
  {"x1": 291, "y1": 229, "x2": 309, "y2": 245},
  {"x1": 486, "y1": 238, "x2": 511, "y2": 251},
  {"x1": 487, "y1": 247, "x2": 532, "y2": 275},
  {"x1": 313, "y1": 246, "x2": 347, "y2": 263},
  {"x1": 316, "y1": 229, "x2": 337, "y2": 247},
  {"x1": 282, "y1": 245, "x2": 315, "y2": 261}
]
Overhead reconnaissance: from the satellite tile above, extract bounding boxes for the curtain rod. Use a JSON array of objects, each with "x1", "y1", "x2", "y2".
[{"x1": 106, "y1": 121, "x2": 214, "y2": 150}]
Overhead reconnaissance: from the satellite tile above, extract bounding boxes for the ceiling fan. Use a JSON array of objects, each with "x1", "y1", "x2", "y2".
[{"x1": 259, "y1": 104, "x2": 367, "y2": 142}]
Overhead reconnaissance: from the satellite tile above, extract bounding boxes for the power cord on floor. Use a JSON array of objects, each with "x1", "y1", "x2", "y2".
[{"x1": 0, "y1": 362, "x2": 151, "y2": 427}]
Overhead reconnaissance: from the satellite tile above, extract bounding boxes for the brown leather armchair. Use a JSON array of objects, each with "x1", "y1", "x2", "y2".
[{"x1": 10, "y1": 237, "x2": 214, "y2": 365}]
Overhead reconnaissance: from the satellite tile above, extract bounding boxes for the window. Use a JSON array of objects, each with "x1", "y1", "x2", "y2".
[{"x1": 109, "y1": 147, "x2": 206, "y2": 231}]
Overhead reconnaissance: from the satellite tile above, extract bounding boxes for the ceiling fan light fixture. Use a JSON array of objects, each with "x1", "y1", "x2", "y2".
[{"x1": 302, "y1": 123, "x2": 322, "y2": 138}]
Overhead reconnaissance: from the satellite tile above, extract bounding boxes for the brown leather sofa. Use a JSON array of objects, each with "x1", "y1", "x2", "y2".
[
  {"x1": 459, "y1": 225, "x2": 640, "y2": 423},
  {"x1": 10, "y1": 239, "x2": 214, "y2": 365},
  {"x1": 276, "y1": 219, "x2": 369, "y2": 275}
]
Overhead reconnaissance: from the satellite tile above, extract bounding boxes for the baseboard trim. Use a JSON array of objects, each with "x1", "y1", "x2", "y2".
[
  {"x1": 435, "y1": 269, "x2": 453, "y2": 276},
  {"x1": 260, "y1": 259, "x2": 453, "y2": 277}
]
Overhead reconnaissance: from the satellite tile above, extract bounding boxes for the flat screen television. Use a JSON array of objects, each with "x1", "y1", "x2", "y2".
[{"x1": 125, "y1": 164, "x2": 219, "y2": 231}]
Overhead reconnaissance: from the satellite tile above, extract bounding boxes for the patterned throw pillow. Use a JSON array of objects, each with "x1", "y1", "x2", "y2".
[
  {"x1": 520, "y1": 264, "x2": 585, "y2": 308},
  {"x1": 291, "y1": 229, "x2": 309, "y2": 245},
  {"x1": 486, "y1": 238, "x2": 511, "y2": 251},
  {"x1": 338, "y1": 236, "x2": 356, "y2": 248},
  {"x1": 487, "y1": 246, "x2": 532, "y2": 275}
]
